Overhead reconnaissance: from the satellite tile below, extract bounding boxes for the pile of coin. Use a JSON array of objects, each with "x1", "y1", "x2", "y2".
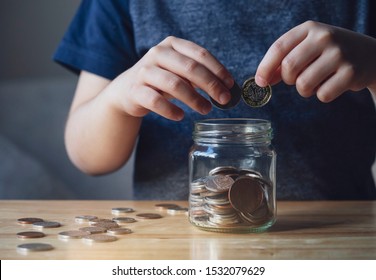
[
  {"x1": 211, "y1": 76, "x2": 272, "y2": 109},
  {"x1": 189, "y1": 166, "x2": 273, "y2": 229},
  {"x1": 15, "y1": 204, "x2": 187, "y2": 253}
]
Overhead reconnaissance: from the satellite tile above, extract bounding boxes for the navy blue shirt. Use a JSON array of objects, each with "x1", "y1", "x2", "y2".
[{"x1": 54, "y1": 0, "x2": 376, "y2": 200}]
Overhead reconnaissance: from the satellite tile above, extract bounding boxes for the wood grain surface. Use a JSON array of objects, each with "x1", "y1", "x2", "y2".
[{"x1": 0, "y1": 200, "x2": 375, "y2": 260}]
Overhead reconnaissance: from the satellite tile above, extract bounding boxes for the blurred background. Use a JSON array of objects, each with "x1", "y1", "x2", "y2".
[{"x1": 0, "y1": 0, "x2": 134, "y2": 199}]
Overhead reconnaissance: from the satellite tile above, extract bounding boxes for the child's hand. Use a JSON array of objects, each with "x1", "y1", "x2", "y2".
[
  {"x1": 255, "y1": 21, "x2": 376, "y2": 102},
  {"x1": 112, "y1": 36, "x2": 234, "y2": 121}
]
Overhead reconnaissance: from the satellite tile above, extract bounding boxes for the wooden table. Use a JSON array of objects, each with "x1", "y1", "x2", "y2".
[{"x1": 0, "y1": 200, "x2": 375, "y2": 260}]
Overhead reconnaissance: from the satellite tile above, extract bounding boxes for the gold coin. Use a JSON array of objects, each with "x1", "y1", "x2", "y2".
[
  {"x1": 107, "y1": 228, "x2": 133, "y2": 235},
  {"x1": 58, "y1": 230, "x2": 90, "y2": 239},
  {"x1": 242, "y1": 77, "x2": 272, "y2": 107},
  {"x1": 17, "y1": 231, "x2": 46, "y2": 239},
  {"x1": 17, "y1": 217, "x2": 44, "y2": 225},
  {"x1": 83, "y1": 234, "x2": 118, "y2": 243},
  {"x1": 136, "y1": 213, "x2": 163, "y2": 220}
]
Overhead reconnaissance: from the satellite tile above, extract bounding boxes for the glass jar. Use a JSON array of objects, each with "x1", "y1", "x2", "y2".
[{"x1": 188, "y1": 118, "x2": 276, "y2": 233}]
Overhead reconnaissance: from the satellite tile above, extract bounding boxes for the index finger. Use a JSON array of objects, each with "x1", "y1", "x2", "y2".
[
  {"x1": 162, "y1": 36, "x2": 234, "y2": 88},
  {"x1": 255, "y1": 23, "x2": 309, "y2": 87}
]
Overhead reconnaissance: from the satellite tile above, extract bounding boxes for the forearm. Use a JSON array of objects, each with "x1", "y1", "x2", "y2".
[{"x1": 65, "y1": 80, "x2": 142, "y2": 175}]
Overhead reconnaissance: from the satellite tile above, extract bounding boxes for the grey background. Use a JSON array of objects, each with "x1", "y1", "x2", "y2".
[
  {"x1": 0, "y1": 1, "x2": 375, "y2": 199},
  {"x1": 0, "y1": 0, "x2": 134, "y2": 199}
]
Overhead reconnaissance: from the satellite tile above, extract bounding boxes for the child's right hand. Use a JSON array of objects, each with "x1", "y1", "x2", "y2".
[{"x1": 109, "y1": 36, "x2": 234, "y2": 121}]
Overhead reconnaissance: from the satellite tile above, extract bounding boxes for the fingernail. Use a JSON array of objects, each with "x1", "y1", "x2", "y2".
[
  {"x1": 224, "y1": 77, "x2": 234, "y2": 89},
  {"x1": 255, "y1": 75, "x2": 267, "y2": 87},
  {"x1": 219, "y1": 92, "x2": 231, "y2": 104}
]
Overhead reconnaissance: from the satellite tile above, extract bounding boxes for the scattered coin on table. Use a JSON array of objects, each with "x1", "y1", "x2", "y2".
[
  {"x1": 17, "y1": 217, "x2": 44, "y2": 225},
  {"x1": 83, "y1": 234, "x2": 118, "y2": 243},
  {"x1": 107, "y1": 228, "x2": 133, "y2": 235},
  {"x1": 78, "y1": 226, "x2": 107, "y2": 234},
  {"x1": 75, "y1": 215, "x2": 98, "y2": 223},
  {"x1": 154, "y1": 203, "x2": 180, "y2": 210},
  {"x1": 58, "y1": 230, "x2": 90, "y2": 239},
  {"x1": 136, "y1": 213, "x2": 163, "y2": 220},
  {"x1": 17, "y1": 243, "x2": 54, "y2": 253},
  {"x1": 17, "y1": 231, "x2": 46, "y2": 239},
  {"x1": 32, "y1": 221, "x2": 61, "y2": 229},
  {"x1": 112, "y1": 217, "x2": 137, "y2": 224},
  {"x1": 111, "y1": 207, "x2": 135, "y2": 215}
]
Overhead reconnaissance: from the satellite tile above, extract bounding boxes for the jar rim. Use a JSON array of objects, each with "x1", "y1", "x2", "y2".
[
  {"x1": 194, "y1": 118, "x2": 270, "y2": 126},
  {"x1": 193, "y1": 118, "x2": 272, "y2": 144}
]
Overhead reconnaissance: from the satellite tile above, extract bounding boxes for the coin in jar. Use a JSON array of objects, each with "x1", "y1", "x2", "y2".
[
  {"x1": 210, "y1": 82, "x2": 241, "y2": 110},
  {"x1": 228, "y1": 175, "x2": 264, "y2": 214},
  {"x1": 242, "y1": 77, "x2": 272, "y2": 107},
  {"x1": 205, "y1": 175, "x2": 234, "y2": 193},
  {"x1": 17, "y1": 231, "x2": 46, "y2": 239}
]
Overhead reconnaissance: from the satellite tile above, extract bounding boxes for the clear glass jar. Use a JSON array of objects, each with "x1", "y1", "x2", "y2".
[{"x1": 188, "y1": 118, "x2": 276, "y2": 233}]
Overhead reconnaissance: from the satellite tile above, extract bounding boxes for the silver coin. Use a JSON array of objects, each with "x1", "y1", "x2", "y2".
[
  {"x1": 112, "y1": 217, "x2": 137, "y2": 224},
  {"x1": 90, "y1": 221, "x2": 119, "y2": 229},
  {"x1": 83, "y1": 234, "x2": 118, "y2": 243},
  {"x1": 17, "y1": 243, "x2": 53, "y2": 253},
  {"x1": 58, "y1": 230, "x2": 90, "y2": 239},
  {"x1": 242, "y1": 77, "x2": 272, "y2": 107},
  {"x1": 206, "y1": 175, "x2": 234, "y2": 193},
  {"x1": 111, "y1": 207, "x2": 135, "y2": 215},
  {"x1": 107, "y1": 228, "x2": 133, "y2": 235},
  {"x1": 32, "y1": 221, "x2": 61, "y2": 229},
  {"x1": 208, "y1": 166, "x2": 238, "y2": 176},
  {"x1": 79, "y1": 226, "x2": 107, "y2": 234},
  {"x1": 166, "y1": 206, "x2": 188, "y2": 215},
  {"x1": 210, "y1": 82, "x2": 241, "y2": 110},
  {"x1": 155, "y1": 203, "x2": 180, "y2": 210},
  {"x1": 75, "y1": 215, "x2": 98, "y2": 223},
  {"x1": 88, "y1": 218, "x2": 113, "y2": 225}
]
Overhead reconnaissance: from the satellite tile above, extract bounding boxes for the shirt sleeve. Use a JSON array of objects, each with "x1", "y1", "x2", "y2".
[{"x1": 53, "y1": 0, "x2": 138, "y2": 80}]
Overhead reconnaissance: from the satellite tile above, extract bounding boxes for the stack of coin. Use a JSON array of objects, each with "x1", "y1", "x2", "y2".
[{"x1": 189, "y1": 166, "x2": 273, "y2": 228}]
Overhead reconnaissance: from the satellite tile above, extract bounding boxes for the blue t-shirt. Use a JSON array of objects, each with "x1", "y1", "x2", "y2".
[{"x1": 54, "y1": 0, "x2": 376, "y2": 200}]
